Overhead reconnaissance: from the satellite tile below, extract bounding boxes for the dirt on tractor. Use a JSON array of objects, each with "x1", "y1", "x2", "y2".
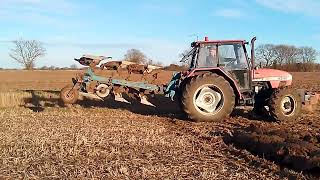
[{"x1": 0, "y1": 70, "x2": 320, "y2": 179}]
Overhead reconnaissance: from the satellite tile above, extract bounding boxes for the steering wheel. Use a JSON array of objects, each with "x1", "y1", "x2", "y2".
[
  {"x1": 223, "y1": 58, "x2": 237, "y2": 63},
  {"x1": 220, "y1": 58, "x2": 236, "y2": 67}
]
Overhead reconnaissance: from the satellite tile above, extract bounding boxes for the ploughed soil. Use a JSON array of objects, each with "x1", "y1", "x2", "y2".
[
  {"x1": 0, "y1": 70, "x2": 320, "y2": 179},
  {"x1": 223, "y1": 116, "x2": 320, "y2": 176}
]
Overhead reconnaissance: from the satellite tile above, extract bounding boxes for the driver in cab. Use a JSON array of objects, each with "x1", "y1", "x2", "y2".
[{"x1": 205, "y1": 46, "x2": 218, "y2": 67}]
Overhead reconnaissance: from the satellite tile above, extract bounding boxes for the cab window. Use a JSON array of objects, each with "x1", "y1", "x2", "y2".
[{"x1": 218, "y1": 43, "x2": 248, "y2": 69}]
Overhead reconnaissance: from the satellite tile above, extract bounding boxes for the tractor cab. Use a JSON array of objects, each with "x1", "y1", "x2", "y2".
[{"x1": 182, "y1": 37, "x2": 253, "y2": 91}]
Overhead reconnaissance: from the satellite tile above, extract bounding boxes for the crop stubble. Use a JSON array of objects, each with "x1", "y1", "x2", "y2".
[{"x1": 0, "y1": 70, "x2": 319, "y2": 179}]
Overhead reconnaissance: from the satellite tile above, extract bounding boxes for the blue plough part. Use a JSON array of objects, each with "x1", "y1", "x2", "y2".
[{"x1": 165, "y1": 72, "x2": 181, "y2": 101}]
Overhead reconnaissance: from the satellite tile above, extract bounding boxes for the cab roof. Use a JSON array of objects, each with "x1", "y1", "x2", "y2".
[
  {"x1": 196, "y1": 39, "x2": 247, "y2": 44},
  {"x1": 196, "y1": 37, "x2": 246, "y2": 44}
]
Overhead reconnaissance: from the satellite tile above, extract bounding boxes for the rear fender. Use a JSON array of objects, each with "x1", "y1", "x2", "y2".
[{"x1": 187, "y1": 68, "x2": 242, "y2": 99}]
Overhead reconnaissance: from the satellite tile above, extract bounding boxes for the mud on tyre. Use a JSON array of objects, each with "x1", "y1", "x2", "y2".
[
  {"x1": 269, "y1": 88, "x2": 302, "y2": 122},
  {"x1": 182, "y1": 73, "x2": 235, "y2": 122}
]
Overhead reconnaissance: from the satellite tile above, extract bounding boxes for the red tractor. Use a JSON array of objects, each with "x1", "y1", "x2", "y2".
[
  {"x1": 176, "y1": 37, "x2": 302, "y2": 122},
  {"x1": 61, "y1": 37, "x2": 309, "y2": 123}
]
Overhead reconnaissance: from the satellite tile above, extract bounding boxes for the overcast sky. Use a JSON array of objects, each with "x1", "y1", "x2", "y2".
[{"x1": 1, "y1": 0, "x2": 320, "y2": 68}]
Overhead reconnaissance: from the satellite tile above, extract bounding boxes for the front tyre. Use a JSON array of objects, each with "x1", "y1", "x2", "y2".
[
  {"x1": 60, "y1": 85, "x2": 79, "y2": 104},
  {"x1": 182, "y1": 73, "x2": 235, "y2": 122},
  {"x1": 269, "y1": 88, "x2": 302, "y2": 122}
]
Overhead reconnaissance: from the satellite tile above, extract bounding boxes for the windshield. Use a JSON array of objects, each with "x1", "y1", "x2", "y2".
[
  {"x1": 218, "y1": 43, "x2": 248, "y2": 69},
  {"x1": 194, "y1": 43, "x2": 248, "y2": 69}
]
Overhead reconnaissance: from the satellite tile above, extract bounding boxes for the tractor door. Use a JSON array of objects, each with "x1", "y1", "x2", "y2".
[{"x1": 217, "y1": 43, "x2": 250, "y2": 90}]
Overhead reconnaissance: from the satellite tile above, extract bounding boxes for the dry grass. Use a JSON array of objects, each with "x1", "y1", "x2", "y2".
[
  {"x1": 0, "y1": 91, "x2": 60, "y2": 108},
  {"x1": 0, "y1": 91, "x2": 30, "y2": 107}
]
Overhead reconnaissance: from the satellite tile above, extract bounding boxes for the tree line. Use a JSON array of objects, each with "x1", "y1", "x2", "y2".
[
  {"x1": 256, "y1": 44, "x2": 319, "y2": 71},
  {"x1": 6, "y1": 39, "x2": 320, "y2": 72},
  {"x1": 7, "y1": 39, "x2": 186, "y2": 70}
]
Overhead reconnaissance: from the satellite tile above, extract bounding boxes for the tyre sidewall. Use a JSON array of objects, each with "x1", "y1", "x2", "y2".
[
  {"x1": 182, "y1": 74, "x2": 235, "y2": 122},
  {"x1": 60, "y1": 85, "x2": 79, "y2": 104},
  {"x1": 269, "y1": 88, "x2": 302, "y2": 122}
]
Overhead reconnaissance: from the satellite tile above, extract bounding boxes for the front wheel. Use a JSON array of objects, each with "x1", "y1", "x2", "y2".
[
  {"x1": 269, "y1": 88, "x2": 302, "y2": 122},
  {"x1": 60, "y1": 85, "x2": 79, "y2": 104}
]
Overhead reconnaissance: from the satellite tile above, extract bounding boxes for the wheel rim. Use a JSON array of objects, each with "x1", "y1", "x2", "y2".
[
  {"x1": 280, "y1": 95, "x2": 296, "y2": 116},
  {"x1": 193, "y1": 84, "x2": 224, "y2": 115},
  {"x1": 96, "y1": 84, "x2": 110, "y2": 98},
  {"x1": 64, "y1": 88, "x2": 75, "y2": 100}
]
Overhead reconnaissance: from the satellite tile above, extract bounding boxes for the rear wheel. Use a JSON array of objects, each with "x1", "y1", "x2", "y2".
[
  {"x1": 269, "y1": 88, "x2": 302, "y2": 122},
  {"x1": 60, "y1": 85, "x2": 79, "y2": 104},
  {"x1": 177, "y1": 77, "x2": 191, "y2": 110},
  {"x1": 182, "y1": 73, "x2": 235, "y2": 122}
]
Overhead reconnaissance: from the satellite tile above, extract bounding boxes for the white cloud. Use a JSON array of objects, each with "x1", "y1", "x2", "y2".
[
  {"x1": 256, "y1": 0, "x2": 320, "y2": 16},
  {"x1": 215, "y1": 8, "x2": 244, "y2": 18}
]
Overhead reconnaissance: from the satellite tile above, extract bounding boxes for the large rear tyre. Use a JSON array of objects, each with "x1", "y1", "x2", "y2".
[
  {"x1": 269, "y1": 88, "x2": 302, "y2": 122},
  {"x1": 182, "y1": 73, "x2": 235, "y2": 122},
  {"x1": 60, "y1": 85, "x2": 79, "y2": 104}
]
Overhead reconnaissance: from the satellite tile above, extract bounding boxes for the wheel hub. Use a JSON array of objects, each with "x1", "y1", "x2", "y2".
[
  {"x1": 96, "y1": 84, "x2": 110, "y2": 98},
  {"x1": 281, "y1": 96, "x2": 295, "y2": 115},
  {"x1": 194, "y1": 86, "x2": 222, "y2": 114},
  {"x1": 203, "y1": 94, "x2": 214, "y2": 105},
  {"x1": 66, "y1": 89, "x2": 75, "y2": 99}
]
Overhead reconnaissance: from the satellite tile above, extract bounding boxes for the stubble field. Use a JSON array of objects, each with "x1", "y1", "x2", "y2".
[{"x1": 0, "y1": 70, "x2": 319, "y2": 179}]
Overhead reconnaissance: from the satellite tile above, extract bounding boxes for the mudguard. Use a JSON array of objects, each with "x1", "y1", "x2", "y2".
[{"x1": 187, "y1": 67, "x2": 242, "y2": 99}]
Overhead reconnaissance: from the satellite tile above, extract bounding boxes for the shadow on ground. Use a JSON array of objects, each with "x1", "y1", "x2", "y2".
[
  {"x1": 22, "y1": 90, "x2": 274, "y2": 122},
  {"x1": 22, "y1": 91, "x2": 186, "y2": 119},
  {"x1": 78, "y1": 94, "x2": 186, "y2": 119},
  {"x1": 23, "y1": 90, "x2": 64, "y2": 112}
]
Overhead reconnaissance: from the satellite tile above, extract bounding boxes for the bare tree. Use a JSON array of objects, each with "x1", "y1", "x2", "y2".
[
  {"x1": 255, "y1": 43, "x2": 319, "y2": 71},
  {"x1": 298, "y1": 46, "x2": 317, "y2": 63},
  {"x1": 256, "y1": 44, "x2": 276, "y2": 66},
  {"x1": 273, "y1": 45, "x2": 299, "y2": 65},
  {"x1": 124, "y1": 49, "x2": 147, "y2": 64},
  {"x1": 9, "y1": 39, "x2": 46, "y2": 70}
]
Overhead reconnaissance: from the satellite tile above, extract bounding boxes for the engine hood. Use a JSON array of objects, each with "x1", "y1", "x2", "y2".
[{"x1": 253, "y1": 68, "x2": 292, "y2": 87}]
